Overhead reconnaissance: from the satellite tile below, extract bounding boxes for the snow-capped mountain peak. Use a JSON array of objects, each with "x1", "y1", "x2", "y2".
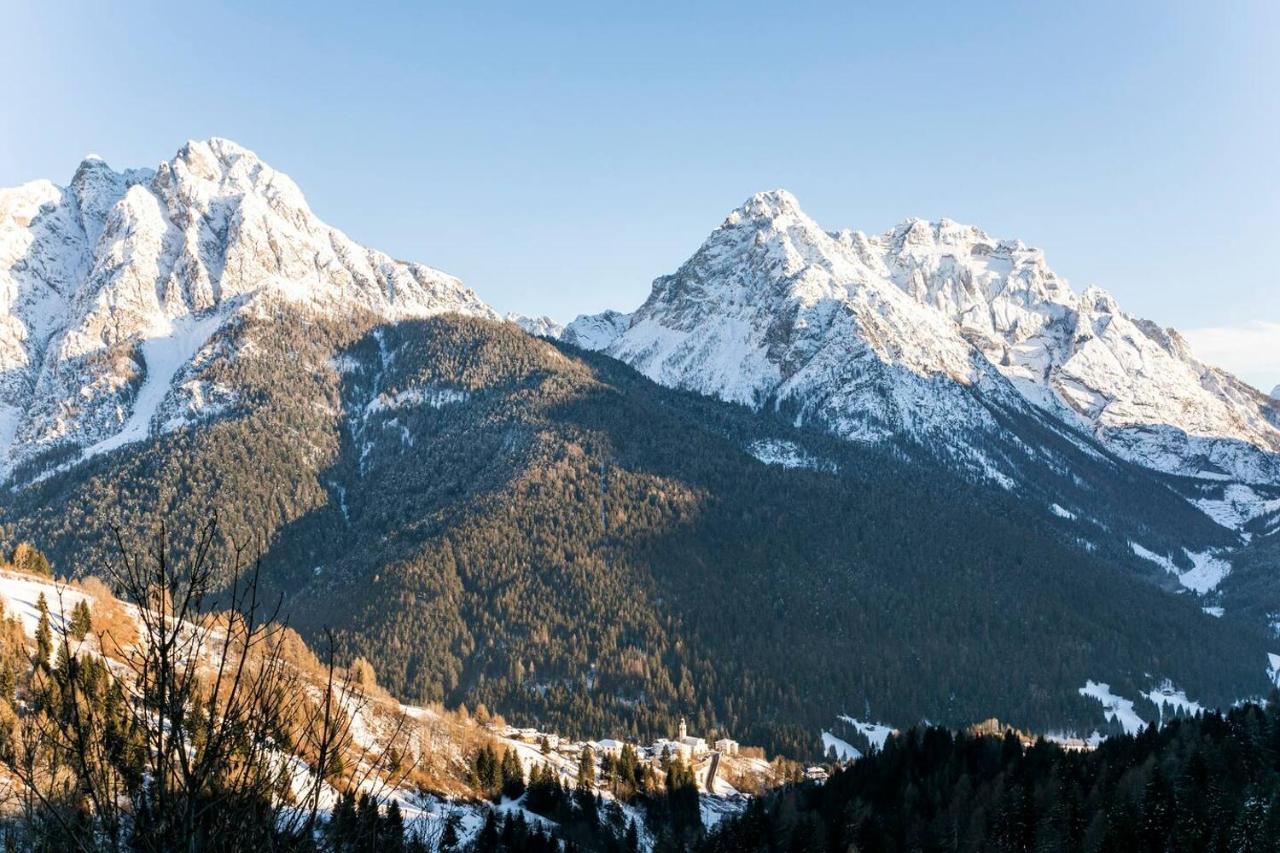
[
  {"x1": 565, "y1": 190, "x2": 1280, "y2": 492},
  {"x1": 0, "y1": 138, "x2": 496, "y2": 479},
  {"x1": 726, "y1": 188, "x2": 805, "y2": 223},
  {"x1": 568, "y1": 192, "x2": 1021, "y2": 452},
  {"x1": 504, "y1": 312, "x2": 564, "y2": 338}
]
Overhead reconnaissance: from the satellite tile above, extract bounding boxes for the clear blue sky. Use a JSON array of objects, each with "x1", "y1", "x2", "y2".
[{"x1": 3, "y1": 1, "x2": 1278, "y2": 387}]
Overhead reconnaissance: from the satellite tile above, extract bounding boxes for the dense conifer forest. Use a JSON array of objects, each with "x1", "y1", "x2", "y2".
[
  {"x1": 1, "y1": 314, "x2": 1272, "y2": 758},
  {"x1": 700, "y1": 698, "x2": 1280, "y2": 853}
]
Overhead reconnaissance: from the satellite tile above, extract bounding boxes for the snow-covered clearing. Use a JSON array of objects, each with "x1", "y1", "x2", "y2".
[
  {"x1": 1142, "y1": 682, "x2": 1204, "y2": 724},
  {"x1": 1144, "y1": 682, "x2": 1203, "y2": 718},
  {"x1": 1194, "y1": 483, "x2": 1280, "y2": 530},
  {"x1": 1129, "y1": 542, "x2": 1231, "y2": 594},
  {"x1": 821, "y1": 731, "x2": 861, "y2": 761},
  {"x1": 1078, "y1": 681, "x2": 1146, "y2": 735},
  {"x1": 0, "y1": 568, "x2": 94, "y2": 636},
  {"x1": 837, "y1": 716, "x2": 896, "y2": 751}
]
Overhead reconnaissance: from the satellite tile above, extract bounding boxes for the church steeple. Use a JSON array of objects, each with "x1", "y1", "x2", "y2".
[{"x1": 678, "y1": 718, "x2": 687, "y2": 740}]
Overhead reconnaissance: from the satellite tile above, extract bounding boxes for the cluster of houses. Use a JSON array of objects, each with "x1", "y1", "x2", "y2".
[{"x1": 494, "y1": 717, "x2": 739, "y2": 768}]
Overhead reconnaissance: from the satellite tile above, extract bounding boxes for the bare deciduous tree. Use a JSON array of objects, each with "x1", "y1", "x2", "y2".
[{"x1": 0, "y1": 518, "x2": 415, "y2": 852}]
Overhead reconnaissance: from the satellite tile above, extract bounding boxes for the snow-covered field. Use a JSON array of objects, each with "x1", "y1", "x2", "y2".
[
  {"x1": 1129, "y1": 542, "x2": 1231, "y2": 594},
  {"x1": 1078, "y1": 681, "x2": 1146, "y2": 735}
]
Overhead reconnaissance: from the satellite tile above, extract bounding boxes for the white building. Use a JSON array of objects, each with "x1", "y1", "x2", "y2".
[
  {"x1": 714, "y1": 737, "x2": 740, "y2": 756},
  {"x1": 595, "y1": 739, "x2": 626, "y2": 758},
  {"x1": 652, "y1": 738, "x2": 692, "y2": 762},
  {"x1": 676, "y1": 718, "x2": 708, "y2": 757}
]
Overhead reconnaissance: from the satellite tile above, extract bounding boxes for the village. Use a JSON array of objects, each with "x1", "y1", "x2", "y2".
[{"x1": 485, "y1": 717, "x2": 764, "y2": 798}]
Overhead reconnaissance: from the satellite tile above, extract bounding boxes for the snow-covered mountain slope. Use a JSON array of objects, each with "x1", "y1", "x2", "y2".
[
  {"x1": 560, "y1": 309, "x2": 630, "y2": 350},
  {"x1": 566, "y1": 190, "x2": 1280, "y2": 495},
  {"x1": 0, "y1": 138, "x2": 495, "y2": 479},
  {"x1": 505, "y1": 313, "x2": 564, "y2": 338},
  {"x1": 565, "y1": 191, "x2": 1029, "y2": 468}
]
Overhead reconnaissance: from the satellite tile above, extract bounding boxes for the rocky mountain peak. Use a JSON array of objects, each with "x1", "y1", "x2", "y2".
[
  {"x1": 728, "y1": 189, "x2": 805, "y2": 224},
  {"x1": 0, "y1": 138, "x2": 496, "y2": 479},
  {"x1": 1080, "y1": 285, "x2": 1121, "y2": 314},
  {"x1": 570, "y1": 189, "x2": 1280, "y2": 492}
]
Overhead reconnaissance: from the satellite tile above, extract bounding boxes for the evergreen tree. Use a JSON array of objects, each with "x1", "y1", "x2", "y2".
[
  {"x1": 357, "y1": 792, "x2": 381, "y2": 847},
  {"x1": 578, "y1": 745, "x2": 595, "y2": 790},
  {"x1": 33, "y1": 592, "x2": 51, "y2": 667},
  {"x1": 328, "y1": 790, "x2": 358, "y2": 848},
  {"x1": 384, "y1": 800, "x2": 406, "y2": 853},
  {"x1": 440, "y1": 810, "x2": 461, "y2": 851},
  {"x1": 501, "y1": 747, "x2": 525, "y2": 799},
  {"x1": 69, "y1": 599, "x2": 92, "y2": 641},
  {"x1": 474, "y1": 811, "x2": 500, "y2": 853}
]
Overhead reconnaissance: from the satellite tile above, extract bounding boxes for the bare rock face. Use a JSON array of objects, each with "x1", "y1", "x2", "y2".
[
  {"x1": 0, "y1": 138, "x2": 496, "y2": 477},
  {"x1": 568, "y1": 190, "x2": 1280, "y2": 495}
]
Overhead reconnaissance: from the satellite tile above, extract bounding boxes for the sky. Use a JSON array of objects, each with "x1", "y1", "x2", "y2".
[{"x1": 2, "y1": 1, "x2": 1278, "y2": 389}]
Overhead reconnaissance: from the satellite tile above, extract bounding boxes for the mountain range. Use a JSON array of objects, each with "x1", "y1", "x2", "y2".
[
  {"x1": 564, "y1": 188, "x2": 1280, "y2": 617},
  {"x1": 565, "y1": 189, "x2": 1280, "y2": 512},
  {"x1": 1, "y1": 139, "x2": 1278, "y2": 757}
]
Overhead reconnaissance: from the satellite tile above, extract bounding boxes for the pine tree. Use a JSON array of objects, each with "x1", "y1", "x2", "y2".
[
  {"x1": 439, "y1": 810, "x2": 461, "y2": 851},
  {"x1": 384, "y1": 800, "x2": 405, "y2": 853},
  {"x1": 578, "y1": 745, "x2": 595, "y2": 790},
  {"x1": 34, "y1": 592, "x2": 51, "y2": 667},
  {"x1": 501, "y1": 747, "x2": 525, "y2": 799},
  {"x1": 69, "y1": 600, "x2": 92, "y2": 641},
  {"x1": 357, "y1": 792, "x2": 380, "y2": 846},
  {"x1": 329, "y1": 790, "x2": 357, "y2": 848},
  {"x1": 474, "y1": 811, "x2": 500, "y2": 853}
]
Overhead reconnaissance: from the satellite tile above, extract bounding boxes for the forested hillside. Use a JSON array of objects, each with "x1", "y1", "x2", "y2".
[
  {"x1": 700, "y1": 699, "x2": 1280, "y2": 852},
  {"x1": 1, "y1": 314, "x2": 1272, "y2": 758}
]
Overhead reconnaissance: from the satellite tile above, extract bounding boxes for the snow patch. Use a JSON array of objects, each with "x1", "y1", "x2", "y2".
[
  {"x1": 747, "y1": 439, "x2": 835, "y2": 472},
  {"x1": 837, "y1": 716, "x2": 895, "y2": 751},
  {"x1": 1129, "y1": 542, "x2": 1231, "y2": 594},
  {"x1": 820, "y1": 731, "x2": 861, "y2": 761},
  {"x1": 1142, "y1": 681, "x2": 1204, "y2": 723},
  {"x1": 0, "y1": 406, "x2": 21, "y2": 474},
  {"x1": 83, "y1": 311, "x2": 227, "y2": 458},
  {"x1": 364, "y1": 386, "x2": 469, "y2": 416},
  {"x1": 1179, "y1": 550, "x2": 1232, "y2": 594},
  {"x1": 1193, "y1": 482, "x2": 1280, "y2": 530},
  {"x1": 0, "y1": 570, "x2": 93, "y2": 638},
  {"x1": 1079, "y1": 681, "x2": 1146, "y2": 735}
]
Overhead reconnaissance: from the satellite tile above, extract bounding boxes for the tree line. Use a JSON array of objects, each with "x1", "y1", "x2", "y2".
[{"x1": 701, "y1": 698, "x2": 1280, "y2": 852}]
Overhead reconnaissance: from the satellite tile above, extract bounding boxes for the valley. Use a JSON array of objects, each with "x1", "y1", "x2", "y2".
[{"x1": 0, "y1": 138, "x2": 1278, "y2": 850}]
